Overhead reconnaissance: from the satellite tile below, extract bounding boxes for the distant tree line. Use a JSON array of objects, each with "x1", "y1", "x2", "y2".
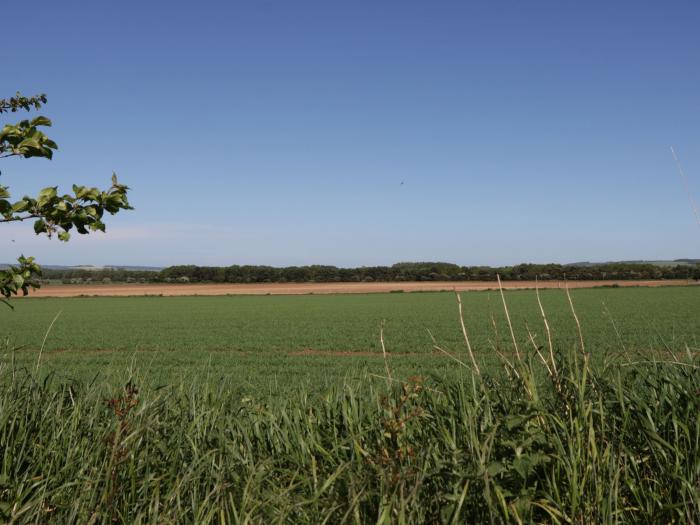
[
  {"x1": 40, "y1": 268, "x2": 159, "y2": 284},
  {"x1": 40, "y1": 261, "x2": 700, "y2": 284}
]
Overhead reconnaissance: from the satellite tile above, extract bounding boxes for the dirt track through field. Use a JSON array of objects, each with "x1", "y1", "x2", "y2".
[{"x1": 22, "y1": 279, "x2": 697, "y2": 298}]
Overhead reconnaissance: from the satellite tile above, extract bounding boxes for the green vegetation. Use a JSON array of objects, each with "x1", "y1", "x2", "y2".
[
  {"x1": 0, "y1": 92, "x2": 131, "y2": 302},
  {"x1": 1, "y1": 287, "x2": 698, "y2": 391},
  {"x1": 1, "y1": 287, "x2": 698, "y2": 522},
  {"x1": 36, "y1": 260, "x2": 700, "y2": 285},
  {"x1": 0, "y1": 335, "x2": 698, "y2": 522},
  {"x1": 157, "y1": 260, "x2": 700, "y2": 282}
]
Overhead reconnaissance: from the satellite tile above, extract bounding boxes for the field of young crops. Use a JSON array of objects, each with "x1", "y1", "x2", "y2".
[
  {"x1": 1, "y1": 286, "x2": 698, "y2": 391},
  {"x1": 1, "y1": 286, "x2": 699, "y2": 522}
]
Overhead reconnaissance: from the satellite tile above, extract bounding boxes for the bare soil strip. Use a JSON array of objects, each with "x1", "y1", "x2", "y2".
[
  {"x1": 287, "y1": 349, "x2": 426, "y2": 357},
  {"x1": 21, "y1": 279, "x2": 697, "y2": 298}
]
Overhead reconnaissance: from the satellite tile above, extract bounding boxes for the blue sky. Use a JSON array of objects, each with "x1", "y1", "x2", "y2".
[{"x1": 3, "y1": 0, "x2": 699, "y2": 267}]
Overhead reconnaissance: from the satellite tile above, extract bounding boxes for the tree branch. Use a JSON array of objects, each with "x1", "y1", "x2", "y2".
[{"x1": 0, "y1": 214, "x2": 40, "y2": 223}]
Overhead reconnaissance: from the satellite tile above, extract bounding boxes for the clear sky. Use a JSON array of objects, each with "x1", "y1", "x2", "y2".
[{"x1": 3, "y1": 0, "x2": 699, "y2": 267}]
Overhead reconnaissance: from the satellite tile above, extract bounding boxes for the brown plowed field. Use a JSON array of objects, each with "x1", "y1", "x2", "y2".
[{"x1": 21, "y1": 279, "x2": 697, "y2": 298}]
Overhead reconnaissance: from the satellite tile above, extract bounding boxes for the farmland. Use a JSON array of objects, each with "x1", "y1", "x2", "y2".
[
  {"x1": 19, "y1": 278, "x2": 697, "y2": 297},
  {"x1": 2, "y1": 286, "x2": 698, "y2": 391},
  {"x1": 1, "y1": 286, "x2": 699, "y2": 522}
]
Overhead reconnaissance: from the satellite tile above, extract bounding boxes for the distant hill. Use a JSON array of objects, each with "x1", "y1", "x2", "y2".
[
  {"x1": 566, "y1": 259, "x2": 700, "y2": 268},
  {"x1": 1, "y1": 264, "x2": 163, "y2": 272},
  {"x1": 3, "y1": 260, "x2": 698, "y2": 273}
]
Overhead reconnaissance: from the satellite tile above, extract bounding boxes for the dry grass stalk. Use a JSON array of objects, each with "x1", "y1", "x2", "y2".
[
  {"x1": 648, "y1": 323, "x2": 681, "y2": 363},
  {"x1": 525, "y1": 322, "x2": 554, "y2": 377},
  {"x1": 455, "y1": 290, "x2": 481, "y2": 375},
  {"x1": 535, "y1": 278, "x2": 557, "y2": 375},
  {"x1": 620, "y1": 360, "x2": 699, "y2": 369},
  {"x1": 686, "y1": 344, "x2": 694, "y2": 361},
  {"x1": 487, "y1": 293, "x2": 501, "y2": 354},
  {"x1": 602, "y1": 301, "x2": 626, "y2": 354},
  {"x1": 497, "y1": 274, "x2": 521, "y2": 362},
  {"x1": 379, "y1": 320, "x2": 392, "y2": 386},
  {"x1": 564, "y1": 282, "x2": 586, "y2": 357},
  {"x1": 426, "y1": 329, "x2": 470, "y2": 369},
  {"x1": 36, "y1": 309, "x2": 62, "y2": 374},
  {"x1": 488, "y1": 340, "x2": 520, "y2": 379},
  {"x1": 487, "y1": 292, "x2": 519, "y2": 377}
]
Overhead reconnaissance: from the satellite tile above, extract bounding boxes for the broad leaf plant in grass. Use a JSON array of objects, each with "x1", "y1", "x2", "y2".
[{"x1": 0, "y1": 92, "x2": 131, "y2": 305}]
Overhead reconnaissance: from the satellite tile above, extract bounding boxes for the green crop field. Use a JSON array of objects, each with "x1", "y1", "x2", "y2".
[
  {"x1": 1, "y1": 286, "x2": 698, "y2": 393},
  {"x1": 1, "y1": 286, "x2": 700, "y2": 522}
]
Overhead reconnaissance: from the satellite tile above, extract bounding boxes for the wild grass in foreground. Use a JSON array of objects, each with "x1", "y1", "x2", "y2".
[{"x1": 1, "y1": 343, "x2": 698, "y2": 524}]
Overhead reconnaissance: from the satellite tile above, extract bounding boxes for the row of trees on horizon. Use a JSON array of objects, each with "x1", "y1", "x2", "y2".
[{"x1": 39, "y1": 261, "x2": 700, "y2": 284}]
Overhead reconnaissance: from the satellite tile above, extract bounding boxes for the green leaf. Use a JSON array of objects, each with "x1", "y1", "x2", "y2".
[
  {"x1": 33, "y1": 218, "x2": 47, "y2": 234},
  {"x1": 37, "y1": 186, "x2": 57, "y2": 206},
  {"x1": 486, "y1": 461, "x2": 507, "y2": 477},
  {"x1": 29, "y1": 116, "x2": 52, "y2": 127},
  {"x1": 18, "y1": 138, "x2": 42, "y2": 150},
  {"x1": 12, "y1": 273, "x2": 24, "y2": 288},
  {"x1": 11, "y1": 199, "x2": 29, "y2": 212}
]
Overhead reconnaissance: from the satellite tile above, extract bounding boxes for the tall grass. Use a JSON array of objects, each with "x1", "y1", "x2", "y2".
[
  {"x1": 1, "y1": 346, "x2": 698, "y2": 523},
  {"x1": 0, "y1": 289, "x2": 699, "y2": 523}
]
